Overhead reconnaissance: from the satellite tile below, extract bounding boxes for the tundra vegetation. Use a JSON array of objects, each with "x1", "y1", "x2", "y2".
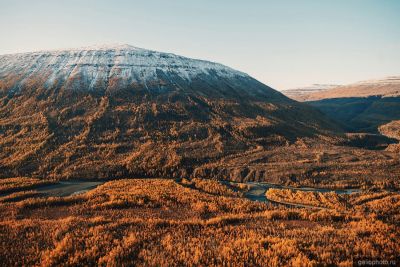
[
  {"x1": 0, "y1": 178, "x2": 398, "y2": 266},
  {"x1": 1, "y1": 47, "x2": 399, "y2": 266}
]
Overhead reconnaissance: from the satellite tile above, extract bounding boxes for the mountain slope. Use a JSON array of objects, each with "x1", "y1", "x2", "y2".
[{"x1": 0, "y1": 45, "x2": 345, "y2": 179}]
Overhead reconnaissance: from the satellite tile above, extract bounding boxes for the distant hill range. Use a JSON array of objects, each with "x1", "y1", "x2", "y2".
[
  {"x1": 282, "y1": 84, "x2": 342, "y2": 102},
  {"x1": 283, "y1": 76, "x2": 400, "y2": 133}
]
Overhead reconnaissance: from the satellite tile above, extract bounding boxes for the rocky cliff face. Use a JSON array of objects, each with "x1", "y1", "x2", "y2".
[{"x1": 0, "y1": 45, "x2": 346, "y2": 180}]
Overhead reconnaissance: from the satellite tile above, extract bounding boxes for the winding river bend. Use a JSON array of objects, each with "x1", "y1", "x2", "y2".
[
  {"x1": 237, "y1": 182, "x2": 360, "y2": 202},
  {"x1": 2, "y1": 179, "x2": 362, "y2": 210},
  {"x1": 223, "y1": 181, "x2": 361, "y2": 209}
]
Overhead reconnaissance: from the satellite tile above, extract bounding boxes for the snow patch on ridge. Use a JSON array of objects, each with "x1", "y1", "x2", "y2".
[{"x1": 355, "y1": 76, "x2": 400, "y2": 85}]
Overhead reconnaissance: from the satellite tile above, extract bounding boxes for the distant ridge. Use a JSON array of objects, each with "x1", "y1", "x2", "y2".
[
  {"x1": 282, "y1": 84, "x2": 341, "y2": 101},
  {"x1": 285, "y1": 76, "x2": 400, "y2": 101},
  {"x1": 284, "y1": 75, "x2": 400, "y2": 133}
]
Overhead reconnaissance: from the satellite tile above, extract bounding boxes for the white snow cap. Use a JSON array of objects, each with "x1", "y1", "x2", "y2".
[
  {"x1": 0, "y1": 44, "x2": 249, "y2": 92},
  {"x1": 65, "y1": 44, "x2": 143, "y2": 51}
]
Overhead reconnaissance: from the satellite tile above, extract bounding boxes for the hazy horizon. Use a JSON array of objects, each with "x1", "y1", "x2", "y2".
[{"x1": 1, "y1": 0, "x2": 399, "y2": 90}]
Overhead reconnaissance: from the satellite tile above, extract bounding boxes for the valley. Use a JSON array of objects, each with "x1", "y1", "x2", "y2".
[
  {"x1": 2, "y1": 0, "x2": 400, "y2": 264},
  {"x1": 0, "y1": 177, "x2": 363, "y2": 206},
  {"x1": 283, "y1": 76, "x2": 400, "y2": 134},
  {"x1": 0, "y1": 45, "x2": 399, "y2": 266}
]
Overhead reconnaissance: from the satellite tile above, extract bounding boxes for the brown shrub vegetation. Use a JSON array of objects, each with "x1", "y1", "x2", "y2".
[
  {"x1": 266, "y1": 188, "x2": 349, "y2": 209},
  {"x1": 0, "y1": 179, "x2": 398, "y2": 266}
]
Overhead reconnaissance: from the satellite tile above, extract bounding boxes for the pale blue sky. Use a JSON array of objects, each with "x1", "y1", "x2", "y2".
[{"x1": 1, "y1": 0, "x2": 399, "y2": 90}]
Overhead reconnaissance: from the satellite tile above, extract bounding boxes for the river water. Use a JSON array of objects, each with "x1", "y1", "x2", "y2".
[
  {"x1": 2, "y1": 179, "x2": 362, "y2": 209},
  {"x1": 224, "y1": 181, "x2": 361, "y2": 203}
]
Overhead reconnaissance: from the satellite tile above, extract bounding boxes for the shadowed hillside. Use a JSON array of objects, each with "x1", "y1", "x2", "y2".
[{"x1": 283, "y1": 76, "x2": 400, "y2": 133}]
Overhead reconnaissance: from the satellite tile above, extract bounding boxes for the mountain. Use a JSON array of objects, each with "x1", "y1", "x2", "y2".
[
  {"x1": 282, "y1": 84, "x2": 341, "y2": 101},
  {"x1": 298, "y1": 76, "x2": 400, "y2": 101},
  {"x1": 284, "y1": 76, "x2": 400, "y2": 133},
  {"x1": 0, "y1": 44, "x2": 342, "y2": 180}
]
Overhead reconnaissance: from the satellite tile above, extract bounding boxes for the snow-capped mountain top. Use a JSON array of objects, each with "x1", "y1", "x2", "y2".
[
  {"x1": 6, "y1": 44, "x2": 145, "y2": 54},
  {"x1": 0, "y1": 44, "x2": 249, "y2": 93},
  {"x1": 58, "y1": 44, "x2": 144, "y2": 52}
]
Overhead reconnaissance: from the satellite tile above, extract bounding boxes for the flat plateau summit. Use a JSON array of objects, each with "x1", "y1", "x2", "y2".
[{"x1": 0, "y1": 44, "x2": 249, "y2": 94}]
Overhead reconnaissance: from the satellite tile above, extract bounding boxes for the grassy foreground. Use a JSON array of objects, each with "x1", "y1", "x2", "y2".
[{"x1": 0, "y1": 178, "x2": 399, "y2": 266}]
